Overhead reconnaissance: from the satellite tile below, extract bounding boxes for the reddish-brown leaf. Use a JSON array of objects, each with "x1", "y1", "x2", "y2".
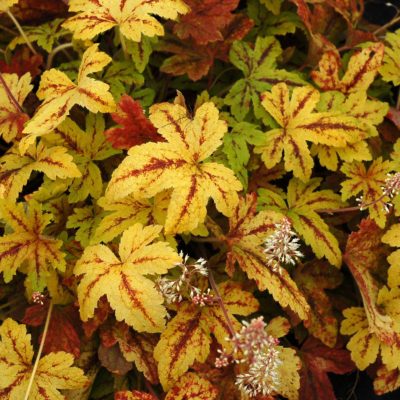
[
  {"x1": 82, "y1": 296, "x2": 113, "y2": 338},
  {"x1": 98, "y1": 343, "x2": 133, "y2": 375},
  {"x1": 100, "y1": 321, "x2": 159, "y2": 384},
  {"x1": 160, "y1": 13, "x2": 253, "y2": 81},
  {"x1": 300, "y1": 337, "x2": 355, "y2": 400},
  {"x1": 22, "y1": 303, "x2": 82, "y2": 358},
  {"x1": 294, "y1": 260, "x2": 343, "y2": 348},
  {"x1": 173, "y1": 0, "x2": 239, "y2": 45},
  {"x1": 0, "y1": 48, "x2": 43, "y2": 78},
  {"x1": 11, "y1": 0, "x2": 68, "y2": 23},
  {"x1": 104, "y1": 95, "x2": 162, "y2": 150}
]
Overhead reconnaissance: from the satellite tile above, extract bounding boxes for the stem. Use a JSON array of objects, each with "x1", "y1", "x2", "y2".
[
  {"x1": 6, "y1": 10, "x2": 37, "y2": 55},
  {"x1": 316, "y1": 194, "x2": 387, "y2": 215},
  {"x1": 208, "y1": 269, "x2": 236, "y2": 338},
  {"x1": 0, "y1": 23, "x2": 17, "y2": 35},
  {"x1": 0, "y1": 298, "x2": 20, "y2": 310},
  {"x1": 46, "y1": 42, "x2": 74, "y2": 70},
  {"x1": 374, "y1": 13, "x2": 400, "y2": 35},
  {"x1": 0, "y1": 72, "x2": 24, "y2": 113},
  {"x1": 23, "y1": 301, "x2": 53, "y2": 400}
]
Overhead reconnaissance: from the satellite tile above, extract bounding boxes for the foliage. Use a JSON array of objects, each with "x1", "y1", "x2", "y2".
[{"x1": 0, "y1": 0, "x2": 400, "y2": 399}]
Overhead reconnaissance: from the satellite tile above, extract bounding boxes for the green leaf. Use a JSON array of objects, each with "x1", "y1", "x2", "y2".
[
  {"x1": 9, "y1": 19, "x2": 67, "y2": 52},
  {"x1": 103, "y1": 61, "x2": 144, "y2": 100},
  {"x1": 127, "y1": 36, "x2": 156, "y2": 73},
  {"x1": 225, "y1": 36, "x2": 305, "y2": 121},
  {"x1": 222, "y1": 122, "x2": 265, "y2": 190}
]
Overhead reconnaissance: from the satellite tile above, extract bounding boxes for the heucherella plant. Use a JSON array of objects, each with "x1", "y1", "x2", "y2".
[{"x1": 2, "y1": 0, "x2": 400, "y2": 398}]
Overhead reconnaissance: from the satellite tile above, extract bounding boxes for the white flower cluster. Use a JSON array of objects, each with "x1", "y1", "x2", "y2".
[
  {"x1": 264, "y1": 217, "x2": 303, "y2": 271},
  {"x1": 235, "y1": 345, "x2": 281, "y2": 397},
  {"x1": 215, "y1": 316, "x2": 282, "y2": 398},
  {"x1": 156, "y1": 252, "x2": 212, "y2": 305}
]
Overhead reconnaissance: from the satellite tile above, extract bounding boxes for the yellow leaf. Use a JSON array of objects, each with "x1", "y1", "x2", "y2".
[
  {"x1": 341, "y1": 158, "x2": 393, "y2": 227},
  {"x1": 265, "y1": 316, "x2": 291, "y2": 338},
  {"x1": 155, "y1": 282, "x2": 258, "y2": 390},
  {"x1": 0, "y1": 200, "x2": 66, "y2": 291},
  {"x1": 311, "y1": 91, "x2": 388, "y2": 171},
  {"x1": 274, "y1": 347, "x2": 301, "y2": 400},
  {"x1": 0, "y1": 318, "x2": 88, "y2": 399},
  {"x1": 74, "y1": 223, "x2": 181, "y2": 332},
  {"x1": 380, "y1": 29, "x2": 400, "y2": 85},
  {"x1": 154, "y1": 303, "x2": 210, "y2": 390},
  {"x1": 0, "y1": 142, "x2": 81, "y2": 200},
  {"x1": 94, "y1": 194, "x2": 155, "y2": 243},
  {"x1": 341, "y1": 297, "x2": 400, "y2": 371},
  {"x1": 21, "y1": 44, "x2": 115, "y2": 149},
  {"x1": 0, "y1": 72, "x2": 32, "y2": 142},
  {"x1": 254, "y1": 83, "x2": 365, "y2": 181},
  {"x1": 165, "y1": 372, "x2": 218, "y2": 400},
  {"x1": 105, "y1": 99, "x2": 242, "y2": 234},
  {"x1": 259, "y1": 177, "x2": 344, "y2": 267},
  {"x1": 374, "y1": 365, "x2": 400, "y2": 396},
  {"x1": 0, "y1": 0, "x2": 18, "y2": 12},
  {"x1": 383, "y1": 223, "x2": 400, "y2": 247},
  {"x1": 224, "y1": 193, "x2": 310, "y2": 320},
  {"x1": 63, "y1": 0, "x2": 189, "y2": 42},
  {"x1": 312, "y1": 43, "x2": 384, "y2": 93},
  {"x1": 66, "y1": 205, "x2": 102, "y2": 247},
  {"x1": 42, "y1": 114, "x2": 118, "y2": 202}
]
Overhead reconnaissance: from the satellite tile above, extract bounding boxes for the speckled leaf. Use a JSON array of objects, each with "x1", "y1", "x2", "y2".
[{"x1": 165, "y1": 372, "x2": 218, "y2": 400}]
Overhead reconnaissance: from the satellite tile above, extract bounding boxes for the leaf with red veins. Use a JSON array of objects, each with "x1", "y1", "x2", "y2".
[
  {"x1": 224, "y1": 193, "x2": 310, "y2": 320},
  {"x1": 300, "y1": 337, "x2": 355, "y2": 400},
  {"x1": 173, "y1": 0, "x2": 239, "y2": 45},
  {"x1": 22, "y1": 303, "x2": 82, "y2": 358},
  {"x1": 343, "y1": 219, "x2": 396, "y2": 346},
  {"x1": 311, "y1": 43, "x2": 384, "y2": 94},
  {"x1": 104, "y1": 95, "x2": 162, "y2": 150}
]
